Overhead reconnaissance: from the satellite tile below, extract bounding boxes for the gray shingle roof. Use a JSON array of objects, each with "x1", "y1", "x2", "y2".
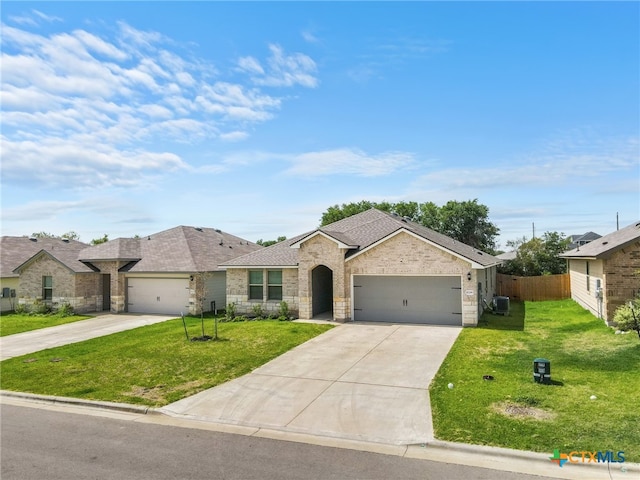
[
  {"x1": 561, "y1": 221, "x2": 640, "y2": 259},
  {"x1": 1, "y1": 236, "x2": 94, "y2": 276},
  {"x1": 79, "y1": 226, "x2": 262, "y2": 273},
  {"x1": 222, "y1": 208, "x2": 501, "y2": 268}
]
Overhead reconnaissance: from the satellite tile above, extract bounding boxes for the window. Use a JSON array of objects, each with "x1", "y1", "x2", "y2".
[
  {"x1": 249, "y1": 270, "x2": 263, "y2": 300},
  {"x1": 586, "y1": 261, "x2": 590, "y2": 292},
  {"x1": 268, "y1": 270, "x2": 283, "y2": 301},
  {"x1": 42, "y1": 276, "x2": 53, "y2": 300}
]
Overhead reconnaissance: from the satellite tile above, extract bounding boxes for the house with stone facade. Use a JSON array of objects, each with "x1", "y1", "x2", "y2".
[
  {"x1": 1, "y1": 227, "x2": 261, "y2": 315},
  {"x1": 0, "y1": 236, "x2": 95, "y2": 313},
  {"x1": 561, "y1": 221, "x2": 640, "y2": 324},
  {"x1": 221, "y1": 209, "x2": 502, "y2": 326}
]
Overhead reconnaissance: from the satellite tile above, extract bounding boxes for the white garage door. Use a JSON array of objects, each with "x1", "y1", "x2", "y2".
[
  {"x1": 353, "y1": 275, "x2": 462, "y2": 325},
  {"x1": 127, "y1": 278, "x2": 190, "y2": 315}
]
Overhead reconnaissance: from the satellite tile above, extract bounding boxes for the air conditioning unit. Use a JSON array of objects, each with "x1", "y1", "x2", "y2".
[{"x1": 493, "y1": 296, "x2": 510, "y2": 316}]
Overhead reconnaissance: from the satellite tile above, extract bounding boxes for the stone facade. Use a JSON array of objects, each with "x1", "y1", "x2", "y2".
[
  {"x1": 17, "y1": 255, "x2": 101, "y2": 313},
  {"x1": 226, "y1": 230, "x2": 496, "y2": 326},
  {"x1": 226, "y1": 267, "x2": 299, "y2": 317}
]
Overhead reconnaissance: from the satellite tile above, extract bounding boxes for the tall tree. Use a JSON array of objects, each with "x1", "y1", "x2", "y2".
[
  {"x1": 31, "y1": 231, "x2": 81, "y2": 241},
  {"x1": 319, "y1": 199, "x2": 499, "y2": 252},
  {"x1": 256, "y1": 236, "x2": 287, "y2": 247},
  {"x1": 499, "y1": 232, "x2": 570, "y2": 276},
  {"x1": 91, "y1": 234, "x2": 109, "y2": 245}
]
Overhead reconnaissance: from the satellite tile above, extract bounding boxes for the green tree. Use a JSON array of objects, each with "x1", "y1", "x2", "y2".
[
  {"x1": 256, "y1": 236, "x2": 286, "y2": 247},
  {"x1": 499, "y1": 232, "x2": 569, "y2": 276},
  {"x1": 31, "y1": 231, "x2": 81, "y2": 241},
  {"x1": 91, "y1": 234, "x2": 109, "y2": 245},
  {"x1": 320, "y1": 199, "x2": 499, "y2": 252}
]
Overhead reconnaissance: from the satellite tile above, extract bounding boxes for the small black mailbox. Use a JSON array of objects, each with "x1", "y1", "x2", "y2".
[{"x1": 533, "y1": 358, "x2": 551, "y2": 384}]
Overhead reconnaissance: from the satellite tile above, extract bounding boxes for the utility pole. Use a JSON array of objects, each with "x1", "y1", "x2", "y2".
[
  {"x1": 532, "y1": 222, "x2": 535, "y2": 239},
  {"x1": 617, "y1": 212, "x2": 619, "y2": 230}
]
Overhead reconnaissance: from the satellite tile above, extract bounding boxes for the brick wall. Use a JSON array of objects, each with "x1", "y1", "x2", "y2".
[
  {"x1": 17, "y1": 255, "x2": 100, "y2": 313},
  {"x1": 297, "y1": 235, "x2": 348, "y2": 320},
  {"x1": 346, "y1": 231, "x2": 479, "y2": 325},
  {"x1": 604, "y1": 242, "x2": 640, "y2": 321}
]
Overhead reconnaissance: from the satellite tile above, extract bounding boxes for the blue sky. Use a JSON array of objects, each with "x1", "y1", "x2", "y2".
[{"x1": 1, "y1": 2, "x2": 638, "y2": 250}]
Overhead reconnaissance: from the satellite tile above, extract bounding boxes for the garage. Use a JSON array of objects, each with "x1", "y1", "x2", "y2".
[
  {"x1": 127, "y1": 277, "x2": 190, "y2": 315},
  {"x1": 352, "y1": 275, "x2": 462, "y2": 325}
]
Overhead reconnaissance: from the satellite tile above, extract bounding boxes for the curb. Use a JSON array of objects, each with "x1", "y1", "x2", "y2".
[
  {"x1": 3, "y1": 390, "x2": 638, "y2": 479},
  {"x1": 0, "y1": 390, "x2": 160, "y2": 416}
]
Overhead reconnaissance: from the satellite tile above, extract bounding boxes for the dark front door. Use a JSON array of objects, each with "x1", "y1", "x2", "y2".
[{"x1": 102, "y1": 274, "x2": 111, "y2": 311}]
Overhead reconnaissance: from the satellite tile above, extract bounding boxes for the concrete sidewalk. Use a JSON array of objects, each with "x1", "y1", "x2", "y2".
[
  {"x1": 160, "y1": 323, "x2": 461, "y2": 445},
  {"x1": 0, "y1": 313, "x2": 176, "y2": 360}
]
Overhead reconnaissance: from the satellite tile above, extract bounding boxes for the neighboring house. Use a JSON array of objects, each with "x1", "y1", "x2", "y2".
[
  {"x1": 561, "y1": 221, "x2": 640, "y2": 324},
  {"x1": 567, "y1": 231, "x2": 602, "y2": 251},
  {"x1": 222, "y1": 209, "x2": 502, "y2": 326},
  {"x1": 78, "y1": 226, "x2": 262, "y2": 315},
  {"x1": 0, "y1": 237, "x2": 93, "y2": 313},
  {"x1": 496, "y1": 251, "x2": 517, "y2": 261},
  {"x1": 1, "y1": 227, "x2": 261, "y2": 315}
]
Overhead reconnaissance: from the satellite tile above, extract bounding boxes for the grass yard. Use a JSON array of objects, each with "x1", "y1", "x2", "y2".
[
  {"x1": 1, "y1": 313, "x2": 92, "y2": 337},
  {"x1": 0, "y1": 316, "x2": 333, "y2": 406},
  {"x1": 430, "y1": 299, "x2": 640, "y2": 463}
]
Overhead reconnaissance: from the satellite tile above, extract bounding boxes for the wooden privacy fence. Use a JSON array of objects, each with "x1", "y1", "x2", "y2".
[{"x1": 496, "y1": 273, "x2": 571, "y2": 301}]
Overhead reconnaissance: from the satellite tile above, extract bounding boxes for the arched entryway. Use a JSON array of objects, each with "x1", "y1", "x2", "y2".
[{"x1": 312, "y1": 265, "x2": 333, "y2": 318}]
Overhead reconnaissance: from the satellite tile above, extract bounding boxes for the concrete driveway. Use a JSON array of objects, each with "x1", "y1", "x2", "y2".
[
  {"x1": 160, "y1": 323, "x2": 461, "y2": 445},
  {"x1": 0, "y1": 314, "x2": 176, "y2": 360}
]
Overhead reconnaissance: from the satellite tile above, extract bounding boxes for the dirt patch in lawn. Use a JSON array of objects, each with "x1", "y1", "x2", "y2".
[{"x1": 492, "y1": 401, "x2": 556, "y2": 421}]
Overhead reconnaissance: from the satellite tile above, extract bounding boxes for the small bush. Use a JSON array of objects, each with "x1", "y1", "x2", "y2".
[
  {"x1": 14, "y1": 304, "x2": 29, "y2": 315},
  {"x1": 55, "y1": 302, "x2": 75, "y2": 317},
  {"x1": 613, "y1": 297, "x2": 640, "y2": 338},
  {"x1": 31, "y1": 300, "x2": 52, "y2": 315},
  {"x1": 278, "y1": 301, "x2": 289, "y2": 319},
  {"x1": 252, "y1": 304, "x2": 265, "y2": 319},
  {"x1": 225, "y1": 303, "x2": 236, "y2": 322}
]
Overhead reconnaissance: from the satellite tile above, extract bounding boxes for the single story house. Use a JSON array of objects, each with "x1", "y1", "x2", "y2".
[
  {"x1": 561, "y1": 221, "x2": 640, "y2": 324},
  {"x1": 0, "y1": 236, "x2": 93, "y2": 313},
  {"x1": 1, "y1": 227, "x2": 261, "y2": 315},
  {"x1": 221, "y1": 208, "x2": 502, "y2": 326}
]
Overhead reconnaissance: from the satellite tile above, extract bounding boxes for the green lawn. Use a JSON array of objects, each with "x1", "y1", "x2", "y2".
[
  {"x1": 1, "y1": 313, "x2": 92, "y2": 336},
  {"x1": 430, "y1": 299, "x2": 640, "y2": 463},
  {"x1": 0, "y1": 316, "x2": 333, "y2": 406}
]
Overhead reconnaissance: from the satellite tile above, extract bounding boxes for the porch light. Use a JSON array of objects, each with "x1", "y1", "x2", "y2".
[{"x1": 467, "y1": 272, "x2": 472, "y2": 281}]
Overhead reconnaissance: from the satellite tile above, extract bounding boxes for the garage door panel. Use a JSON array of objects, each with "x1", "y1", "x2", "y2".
[
  {"x1": 353, "y1": 276, "x2": 461, "y2": 325},
  {"x1": 128, "y1": 278, "x2": 190, "y2": 315}
]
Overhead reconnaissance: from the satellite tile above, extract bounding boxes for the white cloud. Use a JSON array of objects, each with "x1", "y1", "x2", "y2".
[
  {"x1": 238, "y1": 44, "x2": 318, "y2": 88},
  {"x1": 1, "y1": 19, "x2": 316, "y2": 190},
  {"x1": 411, "y1": 133, "x2": 639, "y2": 193},
  {"x1": 284, "y1": 148, "x2": 415, "y2": 177}
]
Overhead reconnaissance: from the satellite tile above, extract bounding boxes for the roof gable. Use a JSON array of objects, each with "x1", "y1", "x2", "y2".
[
  {"x1": 80, "y1": 226, "x2": 262, "y2": 273},
  {"x1": 221, "y1": 208, "x2": 501, "y2": 268},
  {"x1": 1, "y1": 236, "x2": 92, "y2": 277},
  {"x1": 562, "y1": 221, "x2": 640, "y2": 259}
]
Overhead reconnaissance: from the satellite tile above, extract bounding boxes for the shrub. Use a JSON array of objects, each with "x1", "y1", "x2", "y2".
[
  {"x1": 55, "y1": 302, "x2": 75, "y2": 317},
  {"x1": 252, "y1": 304, "x2": 265, "y2": 319},
  {"x1": 31, "y1": 300, "x2": 52, "y2": 315},
  {"x1": 278, "y1": 301, "x2": 289, "y2": 319},
  {"x1": 613, "y1": 297, "x2": 640, "y2": 339},
  {"x1": 225, "y1": 303, "x2": 236, "y2": 322},
  {"x1": 14, "y1": 303, "x2": 29, "y2": 315}
]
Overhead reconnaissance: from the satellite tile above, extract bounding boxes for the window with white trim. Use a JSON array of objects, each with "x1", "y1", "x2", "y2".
[
  {"x1": 268, "y1": 270, "x2": 283, "y2": 301},
  {"x1": 249, "y1": 270, "x2": 263, "y2": 300},
  {"x1": 43, "y1": 276, "x2": 53, "y2": 300}
]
